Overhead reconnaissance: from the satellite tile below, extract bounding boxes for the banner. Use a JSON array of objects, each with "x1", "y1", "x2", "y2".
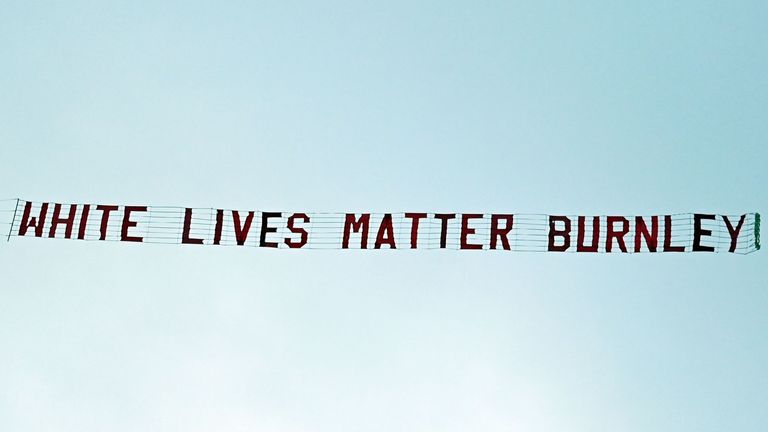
[{"x1": 2, "y1": 199, "x2": 761, "y2": 254}]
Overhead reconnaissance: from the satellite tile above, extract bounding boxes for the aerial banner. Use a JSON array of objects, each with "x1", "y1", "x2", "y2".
[{"x1": 2, "y1": 199, "x2": 761, "y2": 254}]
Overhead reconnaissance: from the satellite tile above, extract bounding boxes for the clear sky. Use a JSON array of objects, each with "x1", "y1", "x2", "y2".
[{"x1": 0, "y1": 1, "x2": 766, "y2": 431}]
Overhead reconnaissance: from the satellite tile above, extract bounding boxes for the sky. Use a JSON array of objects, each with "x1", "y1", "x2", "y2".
[{"x1": 0, "y1": 1, "x2": 766, "y2": 431}]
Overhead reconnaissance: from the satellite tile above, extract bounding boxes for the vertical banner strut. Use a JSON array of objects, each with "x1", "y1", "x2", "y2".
[{"x1": 7, "y1": 198, "x2": 19, "y2": 242}]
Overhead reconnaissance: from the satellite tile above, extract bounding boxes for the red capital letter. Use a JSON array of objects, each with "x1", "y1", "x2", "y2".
[
  {"x1": 18, "y1": 202, "x2": 49, "y2": 237},
  {"x1": 692, "y1": 214, "x2": 716, "y2": 252},
  {"x1": 48, "y1": 203, "x2": 78, "y2": 239},
  {"x1": 285, "y1": 213, "x2": 309, "y2": 248},
  {"x1": 342, "y1": 213, "x2": 370, "y2": 249},
  {"x1": 213, "y1": 209, "x2": 224, "y2": 245},
  {"x1": 374, "y1": 214, "x2": 396, "y2": 249},
  {"x1": 490, "y1": 214, "x2": 513, "y2": 250},
  {"x1": 605, "y1": 216, "x2": 629, "y2": 253},
  {"x1": 634, "y1": 216, "x2": 658, "y2": 252},
  {"x1": 121, "y1": 206, "x2": 146, "y2": 242},
  {"x1": 663, "y1": 215, "x2": 685, "y2": 252},
  {"x1": 77, "y1": 204, "x2": 91, "y2": 240},
  {"x1": 182, "y1": 208, "x2": 204, "y2": 245},
  {"x1": 260, "y1": 212, "x2": 281, "y2": 248},
  {"x1": 460, "y1": 214, "x2": 483, "y2": 250},
  {"x1": 548, "y1": 216, "x2": 571, "y2": 252},
  {"x1": 404, "y1": 213, "x2": 427, "y2": 249},
  {"x1": 232, "y1": 211, "x2": 255, "y2": 246},
  {"x1": 723, "y1": 214, "x2": 746, "y2": 253},
  {"x1": 96, "y1": 205, "x2": 118, "y2": 240},
  {"x1": 434, "y1": 213, "x2": 456, "y2": 248},
  {"x1": 577, "y1": 216, "x2": 599, "y2": 252}
]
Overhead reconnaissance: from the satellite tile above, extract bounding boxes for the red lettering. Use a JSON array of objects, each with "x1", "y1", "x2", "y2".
[
  {"x1": 96, "y1": 205, "x2": 118, "y2": 240},
  {"x1": 404, "y1": 212, "x2": 427, "y2": 249},
  {"x1": 182, "y1": 208, "x2": 204, "y2": 245},
  {"x1": 260, "y1": 212, "x2": 281, "y2": 248},
  {"x1": 232, "y1": 211, "x2": 255, "y2": 246},
  {"x1": 692, "y1": 214, "x2": 715, "y2": 252},
  {"x1": 213, "y1": 209, "x2": 223, "y2": 245},
  {"x1": 77, "y1": 204, "x2": 90, "y2": 240},
  {"x1": 723, "y1": 214, "x2": 746, "y2": 253},
  {"x1": 577, "y1": 216, "x2": 599, "y2": 252},
  {"x1": 374, "y1": 214, "x2": 396, "y2": 249},
  {"x1": 548, "y1": 216, "x2": 571, "y2": 252},
  {"x1": 48, "y1": 203, "x2": 77, "y2": 238},
  {"x1": 460, "y1": 214, "x2": 483, "y2": 250},
  {"x1": 285, "y1": 213, "x2": 309, "y2": 248},
  {"x1": 434, "y1": 213, "x2": 456, "y2": 249},
  {"x1": 634, "y1": 216, "x2": 658, "y2": 252},
  {"x1": 605, "y1": 216, "x2": 629, "y2": 253},
  {"x1": 121, "y1": 206, "x2": 146, "y2": 242},
  {"x1": 490, "y1": 214, "x2": 513, "y2": 250},
  {"x1": 18, "y1": 201, "x2": 48, "y2": 237},
  {"x1": 663, "y1": 215, "x2": 685, "y2": 252},
  {"x1": 342, "y1": 213, "x2": 370, "y2": 249}
]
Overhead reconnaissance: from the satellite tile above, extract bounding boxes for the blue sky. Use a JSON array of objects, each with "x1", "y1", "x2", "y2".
[{"x1": 1, "y1": 1, "x2": 766, "y2": 431}]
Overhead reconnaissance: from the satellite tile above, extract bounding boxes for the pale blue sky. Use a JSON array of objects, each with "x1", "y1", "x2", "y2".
[{"x1": 0, "y1": 1, "x2": 766, "y2": 431}]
